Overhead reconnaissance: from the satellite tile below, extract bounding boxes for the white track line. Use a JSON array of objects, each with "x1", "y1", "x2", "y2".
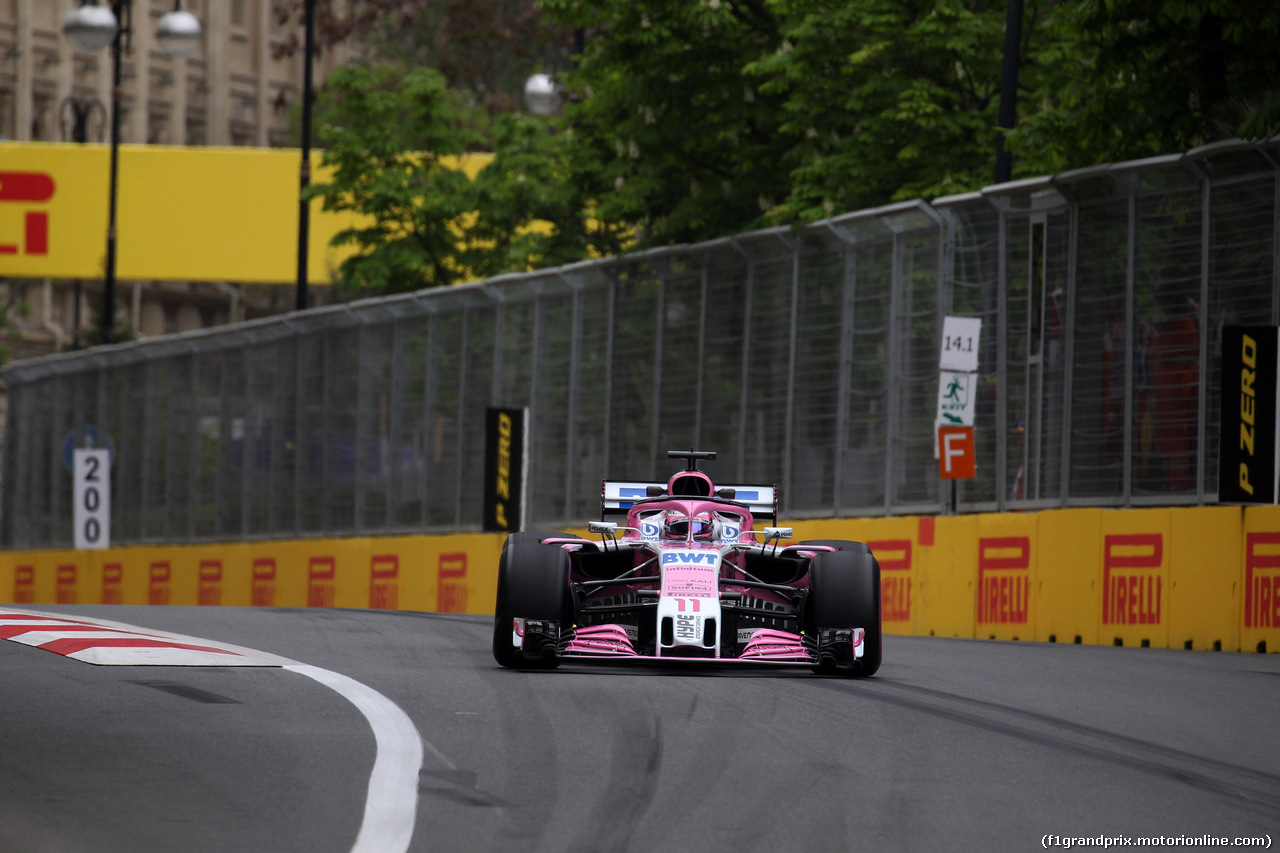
[
  {"x1": 286, "y1": 664, "x2": 424, "y2": 853},
  {"x1": 5, "y1": 609, "x2": 427, "y2": 853}
]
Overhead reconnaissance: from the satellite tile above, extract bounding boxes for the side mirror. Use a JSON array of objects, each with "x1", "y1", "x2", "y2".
[
  {"x1": 646, "y1": 485, "x2": 666, "y2": 497},
  {"x1": 589, "y1": 521, "x2": 619, "y2": 536},
  {"x1": 716, "y1": 487, "x2": 736, "y2": 499},
  {"x1": 762, "y1": 526, "x2": 793, "y2": 541}
]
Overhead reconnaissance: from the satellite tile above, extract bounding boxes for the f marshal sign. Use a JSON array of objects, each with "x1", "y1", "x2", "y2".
[
  {"x1": 483, "y1": 407, "x2": 528, "y2": 533},
  {"x1": 1219, "y1": 327, "x2": 1280, "y2": 504}
]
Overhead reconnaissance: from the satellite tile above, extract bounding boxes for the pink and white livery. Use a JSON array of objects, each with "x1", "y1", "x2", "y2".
[{"x1": 492, "y1": 450, "x2": 882, "y2": 676}]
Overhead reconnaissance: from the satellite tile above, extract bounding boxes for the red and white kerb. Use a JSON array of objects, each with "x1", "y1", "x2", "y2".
[{"x1": 0, "y1": 609, "x2": 286, "y2": 667}]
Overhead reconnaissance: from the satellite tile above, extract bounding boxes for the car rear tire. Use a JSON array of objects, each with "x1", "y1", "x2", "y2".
[
  {"x1": 492, "y1": 542, "x2": 571, "y2": 669},
  {"x1": 806, "y1": 549, "x2": 881, "y2": 677}
]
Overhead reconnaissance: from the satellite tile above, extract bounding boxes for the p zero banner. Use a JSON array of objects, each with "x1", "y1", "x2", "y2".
[
  {"x1": 1219, "y1": 327, "x2": 1280, "y2": 504},
  {"x1": 483, "y1": 407, "x2": 527, "y2": 533}
]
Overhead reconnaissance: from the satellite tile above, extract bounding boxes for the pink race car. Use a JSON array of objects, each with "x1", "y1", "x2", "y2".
[{"x1": 492, "y1": 450, "x2": 882, "y2": 676}]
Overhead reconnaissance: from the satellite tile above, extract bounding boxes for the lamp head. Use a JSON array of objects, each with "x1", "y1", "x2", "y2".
[
  {"x1": 62, "y1": 4, "x2": 120, "y2": 53},
  {"x1": 156, "y1": 8, "x2": 202, "y2": 57}
]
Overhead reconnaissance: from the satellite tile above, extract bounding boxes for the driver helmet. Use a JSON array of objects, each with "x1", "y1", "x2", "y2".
[{"x1": 663, "y1": 510, "x2": 715, "y2": 541}]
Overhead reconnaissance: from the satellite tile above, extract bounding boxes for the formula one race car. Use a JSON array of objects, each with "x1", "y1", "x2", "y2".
[{"x1": 492, "y1": 451, "x2": 881, "y2": 676}]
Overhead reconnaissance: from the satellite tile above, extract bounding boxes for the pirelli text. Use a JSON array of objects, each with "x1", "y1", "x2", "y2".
[{"x1": 1042, "y1": 836, "x2": 1271, "y2": 849}]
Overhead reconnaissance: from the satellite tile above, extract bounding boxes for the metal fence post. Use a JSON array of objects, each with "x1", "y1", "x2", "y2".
[
  {"x1": 564, "y1": 281, "x2": 582, "y2": 519},
  {"x1": 783, "y1": 240, "x2": 800, "y2": 514},
  {"x1": 994, "y1": 210, "x2": 1008, "y2": 511},
  {"x1": 1060, "y1": 196, "x2": 1079, "y2": 503},
  {"x1": 736, "y1": 248, "x2": 755, "y2": 483},
  {"x1": 884, "y1": 230, "x2": 904, "y2": 512},
  {"x1": 454, "y1": 309, "x2": 470, "y2": 529},
  {"x1": 1122, "y1": 186, "x2": 1137, "y2": 505},
  {"x1": 649, "y1": 269, "x2": 665, "y2": 481},
  {"x1": 421, "y1": 312, "x2": 438, "y2": 529},
  {"x1": 833, "y1": 231, "x2": 856, "y2": 514},
  {"x1": 695, "y1": 262, "x2": 708, "y2": 449},
  {"x1": 1197, "y1": 176, "x2": 1211, "y2": 501},
  {"x1": 603, "y1": 275, "x2": 615, "y2": 482}
]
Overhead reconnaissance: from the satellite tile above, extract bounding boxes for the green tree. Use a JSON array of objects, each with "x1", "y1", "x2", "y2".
[
  {"x1": 540, "y1": 0, "x2": 1060, "y2": 238},
  {"x1": 1007, "y1": 0, "x2": 1280, "y2": 172},
  {"x1": 307, "y1": 65, "x2": 480, "y2": 292},
  {"x1": 467, "y1": 114, "x2": 630, "y2": 279},
  {"x1": 539, "y1": 0, "x2": 796, "y2": 244},
  {"x1": 746, "y1": 0, "x2": 1042, "y2": 221}
]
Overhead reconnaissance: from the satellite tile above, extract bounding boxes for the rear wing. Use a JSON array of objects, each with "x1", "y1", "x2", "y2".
[{"x1": 600, "y1": 480, "x2": 779, "y2": 525}]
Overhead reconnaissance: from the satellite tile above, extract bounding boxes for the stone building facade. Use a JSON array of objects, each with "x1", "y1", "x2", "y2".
[{"x1": 0, "y1": 0, "x2": 357, "y2": 361}]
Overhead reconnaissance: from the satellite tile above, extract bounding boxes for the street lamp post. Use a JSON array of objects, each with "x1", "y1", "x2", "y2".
[
  {"x1": 296, "y1": 0, "x2": 316, "y2": 313},
  {"x1": 62, "y1": 1, "x2": 201, "y2": 345},
  {"x1": 60, "y1": 95, "x2": 106, "y2": 348}
]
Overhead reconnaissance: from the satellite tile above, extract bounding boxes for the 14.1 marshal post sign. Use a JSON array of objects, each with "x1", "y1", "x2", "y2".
[
  {"x1": 483, "y1": 407, "x2": 529, "y2": 532},
  {"x1": 1219, "y1": 327, "x2": 1280, "y2": 503}
]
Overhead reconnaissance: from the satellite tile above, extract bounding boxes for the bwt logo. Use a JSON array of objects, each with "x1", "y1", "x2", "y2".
[
  {"x1": 370, "y1": 555, "x2": 399, "y2": 610},
  {"x1": 198, "y1": 560, "x2": 222, "y2": 606},
  {"x1": 149, "y1": 561, "x2": 171, "y2": 605},
  {"x1": 102, "y1": 562, "x2": 123, "y2": 605},
  {"x1": 438, "y1": 553, "x2": 468, "y2": 613},
  {"x1": 869, "y1": 539, "x2": 912, "y2": 622},
  {"x1": 0, "y1": 172, "x2": 54, "y2": 256},
  {"x1": 1245, "y1": 532, "x2": 1280, "y2": 629},
  {"x1": 1103, "y1": 534, "x2": 1163, "y2": 626},
  {"x1": 662, "y1": 552, "x2": 717, "y2": 565},
  {"x1": 13, "y1": 565, "x2": 34, "y2": 604},
  {"x1": 308, "y1": 557, "x2": 336, "y2": 608},
  {"x1": 251, "y1": 558, "x2": 276, "y2": 607},
  {"x1": 977, "y1": 537, "x2": 1030, "y2": 624},
  {"x1": 56, "y1": 565, "x2": 77, "y2": 605}
]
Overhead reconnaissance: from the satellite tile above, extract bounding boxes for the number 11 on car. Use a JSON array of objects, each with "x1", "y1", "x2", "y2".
[{"x1": 73, "y1": 448, "x2": 110, "y2": 550}]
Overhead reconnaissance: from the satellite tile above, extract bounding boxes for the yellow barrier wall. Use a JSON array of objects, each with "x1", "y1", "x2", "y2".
[{"x1": 1, "y1": 507, "x2": 1276, "y2": 652}]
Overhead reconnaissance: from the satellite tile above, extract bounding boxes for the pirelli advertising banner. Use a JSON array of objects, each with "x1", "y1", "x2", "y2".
[
  {"x1": 483, "y1": 407, "x2": 528, "y2": 533},
  {"x1": 1219, "y1": 327, "x2": 1280, "y2": 504},
  {"x1": 0, "y1": 142, "x2": 490, "y2": 283}
]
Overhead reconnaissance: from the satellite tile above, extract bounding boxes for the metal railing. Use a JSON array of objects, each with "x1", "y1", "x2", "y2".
[{"x1": 3, "y1": 138, "x2": 1278, "y2": 548}]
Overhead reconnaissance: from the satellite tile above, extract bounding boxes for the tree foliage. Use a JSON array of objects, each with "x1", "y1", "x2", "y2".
[
  {"x1": 745, "y1": 0, "x2": 1038, "y2": 219},
  {"x1": 1007, "y1": 0, "x2": 1280, "y2": 171},
  {"x1": 308, "y1": 65, "x2": 480, "y2": 291},
  {"x1": 467, "y1": 115, "x2": 630, "y2": 279},
  {"x1": 303, "y1": 0, "x2": 1280, "y2": 292}
]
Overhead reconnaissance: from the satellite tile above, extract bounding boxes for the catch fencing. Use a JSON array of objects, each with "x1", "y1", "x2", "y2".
[{"x1": 2, "y1": 139, "x2": 1278, "y2": 548}]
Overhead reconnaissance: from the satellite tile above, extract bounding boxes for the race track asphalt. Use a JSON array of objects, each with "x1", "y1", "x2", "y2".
[{"x1": 2, "y1": 605, "x2": 1278, "y2": 852}]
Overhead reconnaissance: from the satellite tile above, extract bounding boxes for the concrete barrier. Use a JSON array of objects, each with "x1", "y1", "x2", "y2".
[{"x1": 1, "y1": 508, "x2": 1275, "y2": 652}]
